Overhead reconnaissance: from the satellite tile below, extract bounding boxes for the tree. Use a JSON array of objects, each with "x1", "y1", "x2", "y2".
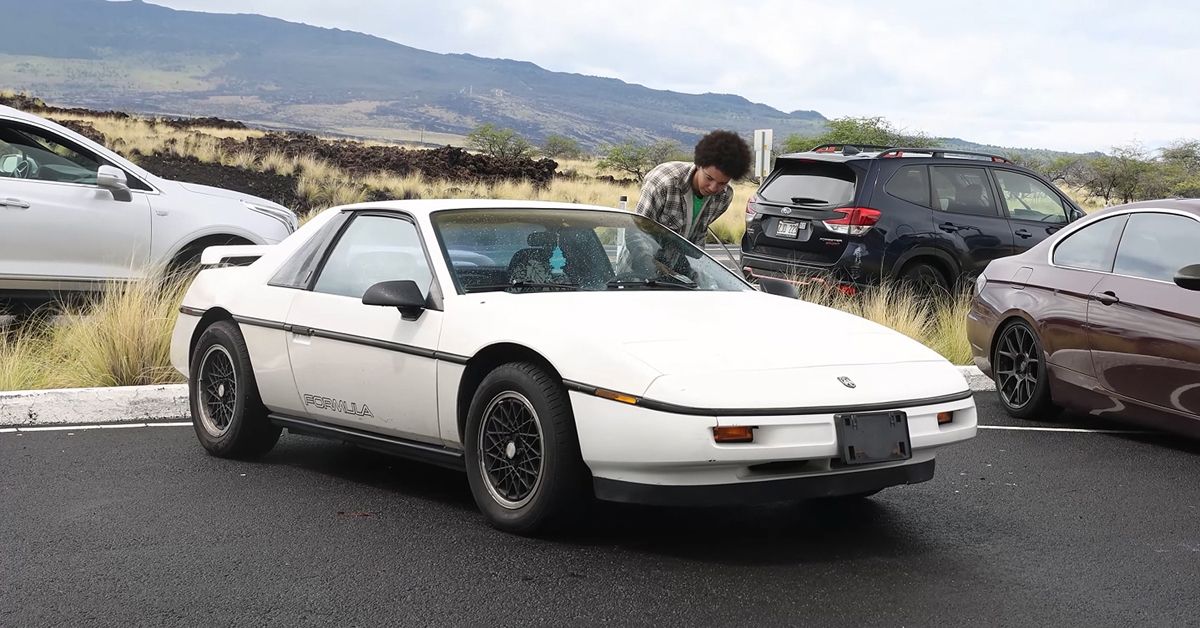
[
  {"x1": 597, "y1": 141, "x2": 650, "y2": 181},
  {"x1": 466, "y1": 123, "x2": 534, "y2": 159},
  {"x1": 596, "y1": 139, "x2": 689, "y2": 182},
  {"x1": 781, "y1": 116, "x2": 934, "y2": 153},
  {"x1": 540, "y1": 134, "x2": 583, "y2": 159}
]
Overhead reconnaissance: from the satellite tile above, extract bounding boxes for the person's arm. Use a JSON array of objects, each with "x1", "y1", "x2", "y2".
[{"x1": 633, "y1": 171, "x2": 666, "y2": 222}]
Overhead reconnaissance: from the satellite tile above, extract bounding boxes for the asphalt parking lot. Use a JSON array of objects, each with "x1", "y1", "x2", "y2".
[{"x1": 3, "y1": 394, "x2": 1198, "y2": 627}]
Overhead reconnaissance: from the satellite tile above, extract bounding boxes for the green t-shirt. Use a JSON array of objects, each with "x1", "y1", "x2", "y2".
[{"x1": 692, "y1": 194, "x2": 705, "y2": 222}]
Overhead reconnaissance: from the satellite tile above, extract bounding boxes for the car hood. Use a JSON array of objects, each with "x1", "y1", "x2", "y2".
[
  {"x1": 443, "y1": 290, "x2": 969, "y2": 410},
  {"x1": 172, "y1": 180, "x2": 290, "y2": 212}
]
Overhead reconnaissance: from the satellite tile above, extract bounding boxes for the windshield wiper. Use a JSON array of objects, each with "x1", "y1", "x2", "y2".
[
  {"x1": 790, "y1": 196, "x2": 827, "y2": 205},
  {"x1": 464, "y1": 281, "x2": 580, "y2": 293},
  {"x1": 605, "y1": 276, "x2": 696, "y2": 291}
]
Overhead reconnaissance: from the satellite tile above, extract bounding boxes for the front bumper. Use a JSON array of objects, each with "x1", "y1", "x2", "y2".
[
  {"x1": 570, "y1": 392, "x2": 976, "y2": 506},
  {"x1": 594, "y1": 458, "x2": 935, "y2": 506}
]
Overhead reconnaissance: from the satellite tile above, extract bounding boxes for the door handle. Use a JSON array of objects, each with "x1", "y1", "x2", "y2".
[
  {"x1": 1015, "y1": 228, "x2": 1033, "y2": 238},
  {"x1": 0, "y1": 197, "x2": 30, "y2": 209},
  {"x1": 1091, "y1": 291, "x2": 1120, "y2": 306},
  {"x1": 938, "y1": 222, "x2": 960, "y2": 233}
]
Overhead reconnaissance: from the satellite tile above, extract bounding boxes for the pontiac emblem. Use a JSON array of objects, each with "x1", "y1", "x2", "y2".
[{"x1": 838, "y1": 376, "x2": 856, "y2": 389}]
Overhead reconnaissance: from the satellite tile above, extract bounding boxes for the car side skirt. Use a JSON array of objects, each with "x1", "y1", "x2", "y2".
[
  {"x1": 269, "y1": 413, "x2": 465, "y2": 471},
  {"x1": 593, "y1": 458, "x2": 936, "y2": 507}
]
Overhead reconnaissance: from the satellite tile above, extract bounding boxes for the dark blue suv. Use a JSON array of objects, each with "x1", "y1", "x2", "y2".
[{"x1": 739, "y1": 144, "x2": 1086, "y2": 295}]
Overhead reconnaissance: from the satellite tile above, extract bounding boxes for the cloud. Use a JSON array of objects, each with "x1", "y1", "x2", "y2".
[{"x1": 143, "y1": 0, "x2": 1200, "y2": 152}]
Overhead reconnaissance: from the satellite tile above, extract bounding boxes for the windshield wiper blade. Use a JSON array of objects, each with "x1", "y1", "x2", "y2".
[
  {"x1": 464, "y1": 281, "x2": 580, "y2": 293},
  {"x1": 790, "y1": 196, "x2": 827, "y2": 205},
  {"x1": 605, "y1": 277, "x2": 696, "y2": 290}
]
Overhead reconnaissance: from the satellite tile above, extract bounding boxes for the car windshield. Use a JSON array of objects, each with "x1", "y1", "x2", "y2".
[{"x1": 431, "y1": 208, "x2": 751, "y2": 293}]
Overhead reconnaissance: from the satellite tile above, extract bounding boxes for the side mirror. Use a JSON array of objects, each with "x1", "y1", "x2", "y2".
[
  {"x1": 756, "y1": 276, "x2": 799, "y2": 299},
  {"x1": 362, "y1": 280, "x2": 427, "y2": 320},
  {"x1": 1174, "y1": 264, "x2": 1200, "y2": 291},
  {"x1": 96, "y1": 165, "x2": 132, "y2": 202}
]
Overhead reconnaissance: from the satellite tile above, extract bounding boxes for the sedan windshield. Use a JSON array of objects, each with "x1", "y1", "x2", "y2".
[{"x1": 431, "y1": 208, "x2": 750, "y2": 293}]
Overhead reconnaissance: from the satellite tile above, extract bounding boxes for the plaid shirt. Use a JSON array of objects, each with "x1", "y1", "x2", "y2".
[{"x1": 635, "y1": 161, "x2": 734, "y2": 246}]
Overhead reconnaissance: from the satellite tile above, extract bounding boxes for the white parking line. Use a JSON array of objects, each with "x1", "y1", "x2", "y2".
[{"x1": 978, "y1": 425, "x2": 1155, "y2": 435}]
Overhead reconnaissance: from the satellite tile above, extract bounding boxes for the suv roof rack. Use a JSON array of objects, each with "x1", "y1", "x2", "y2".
[
  {"x1": 875, "y1": 147, "x2": 1012, "y2": 164},
  {"x1": 810, "y1": 143, "x2": 894, "y2": 155}
]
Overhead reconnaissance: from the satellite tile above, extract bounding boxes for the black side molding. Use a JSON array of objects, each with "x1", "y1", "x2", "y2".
[{"x1": 269, "y1": 413, "x2": 465, "y2": 471}]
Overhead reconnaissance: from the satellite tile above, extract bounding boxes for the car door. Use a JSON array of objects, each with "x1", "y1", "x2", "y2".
[
  {"x1": 285, "y1": 211, "x2": 444, "y2": 442},
  {"x1": 1087, "y1": 211, "x2": 1200, "y2": 417},
  {"x1": 0, "y1": 118, "x2": 152, "y2": 289},
  {"x1": 993, "y1": 169, "x2": 1071, "y2": 253},
  {"x1": 929, "y1": 165, "x2": 1015, "y2": 276},
  {"x1": 1041, "y1": 213, "x2": 1128, "y2": 376}
]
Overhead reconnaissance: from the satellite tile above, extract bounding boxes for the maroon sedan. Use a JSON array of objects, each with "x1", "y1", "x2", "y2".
[{"x1": 968, "y1": 199, "x2": 1200, "y2": 437}]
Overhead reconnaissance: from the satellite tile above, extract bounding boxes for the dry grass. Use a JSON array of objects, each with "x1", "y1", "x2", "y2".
[
  {"x1": 791, "y1": 279, "x2": 975, "y2": 365},
  {"x1": 0, "y1": 324, "x2": 52, "y2": 391},
  {"x1": 259, "y1": 150, "x2": 298, "y2": 176},
  {"x1": 0, "y1": 273, "x2": 188, "y2": 391},
  {"x1": 46, "y1": 272, "x2": 188, "y2": 388}
]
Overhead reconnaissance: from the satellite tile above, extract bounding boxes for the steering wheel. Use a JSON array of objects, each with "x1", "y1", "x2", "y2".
[{"x1": 12, "y1": 155, "x2": 38, "y2": 179}]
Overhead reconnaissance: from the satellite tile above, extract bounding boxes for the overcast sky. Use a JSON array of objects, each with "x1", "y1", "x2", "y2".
[{"x1": 146, "y1": 0, "x2": 1200, "y2": 153}]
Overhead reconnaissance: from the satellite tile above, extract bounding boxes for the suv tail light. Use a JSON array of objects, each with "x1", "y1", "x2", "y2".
[
  {"x1": 746, "y1": 195, "x2": 759, "y2": 223},
  {"x1": 823, "y1": 207, "x2": 881, "y2": 236}
]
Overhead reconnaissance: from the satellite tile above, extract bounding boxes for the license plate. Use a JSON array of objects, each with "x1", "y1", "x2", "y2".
[
  {"x1": 775, "y1": 219, "x2": 806, "y2": 238},
  {"x1": 834, "y1": 411, "x2": 911, "y2": 465}
]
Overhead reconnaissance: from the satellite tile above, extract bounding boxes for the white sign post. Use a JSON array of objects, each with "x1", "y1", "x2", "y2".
[{"x1": 753, "y1": 129, "x2": 773, "y2": 179}]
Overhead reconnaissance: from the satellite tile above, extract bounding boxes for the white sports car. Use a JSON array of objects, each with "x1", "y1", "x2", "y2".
[{"x1": 170, "y1": 200, "x2": 977, "y2": 534}]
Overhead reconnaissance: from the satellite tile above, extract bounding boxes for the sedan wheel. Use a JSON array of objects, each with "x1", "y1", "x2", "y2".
[
  {"x1": 478, "y1": 391, "x2": 545, "y2": 510},
  {"x1": 993, "y1": 320, "x2": 1057, "y2": 419},
  {"x1": 464, "y1": 362, "x2": 589, "y2": 535},
  {"x1": 188, "y1": 320, "x2": 282, "y2": 458}
]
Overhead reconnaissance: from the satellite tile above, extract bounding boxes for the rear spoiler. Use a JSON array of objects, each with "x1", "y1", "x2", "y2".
[{"x1": 199, "y1": 244, "x2": 272, "y2": 268}]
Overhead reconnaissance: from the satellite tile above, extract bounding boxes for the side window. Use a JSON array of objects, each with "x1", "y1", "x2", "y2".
[
  {"x1": 1052, "y1": 215, "x2": 1127, "y2": 272},
  {"x1": 994, "y1": 170, "x2": 1067, "y2": 224},
  {"x1": 884, "y1": 165, "x2": 930, "y2": 207},
  {"x1": 931, "y1": 166, "x2": 998, "y2": 217},
  {"x1": 313, "y1": 214, "x2": 433, "y2": 299},
  {"x1": 1113, "y1": 213, "x2": 1200, "y2": 282},
  {"x1": 0, "y1": 121, "x2": 101, "y2": 185}
]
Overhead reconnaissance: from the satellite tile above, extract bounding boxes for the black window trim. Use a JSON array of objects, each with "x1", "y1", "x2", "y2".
[
  {"x1": 304, "y1": 209, "x2": 445, "y2": 312},
  {"x1": 0, "y1": 117, "x2": 156, "y2": 193}
]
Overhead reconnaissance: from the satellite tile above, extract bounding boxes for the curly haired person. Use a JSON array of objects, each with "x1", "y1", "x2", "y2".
[{"x1": 634, "y1": 130, "x2": 753, "y2": 246}]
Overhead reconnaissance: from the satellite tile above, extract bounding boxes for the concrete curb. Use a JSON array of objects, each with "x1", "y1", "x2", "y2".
[
  {"x1": 0, "y1": 367, "x2": 995, "y2": 428},
  {"x1": 0, "y1": 384, "x2": 188, "y2": 428}
]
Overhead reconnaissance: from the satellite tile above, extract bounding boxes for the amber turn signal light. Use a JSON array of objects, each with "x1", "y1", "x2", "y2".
[
  {"x1": 937, "y1": 411, "x2": 953, "y2": 424},
  {"x1": 713, "y1": 425, "x2": 755, "y2": 443},
  {"x1": 594, "y1": 388, "x2": 639, "y2": 405}
]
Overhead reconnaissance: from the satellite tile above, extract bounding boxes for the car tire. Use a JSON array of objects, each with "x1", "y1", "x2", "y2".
[
  {"x1": 189, "y1": 320, "x2": 281, "y2": 458},
  {"x1": 992, "y1": 319, "x2": 1059, "y2": 419},
  {"x1": 899, "y1": 261, "x2": 950, "y2": 298},
  {"x1": 464, "y1": 362, "x2": 590, "y2": 535}
]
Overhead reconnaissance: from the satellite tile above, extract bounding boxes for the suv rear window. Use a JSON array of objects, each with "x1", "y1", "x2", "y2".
[{"x1": 760, "y1": 160, "x2": 856, "y2": 207}]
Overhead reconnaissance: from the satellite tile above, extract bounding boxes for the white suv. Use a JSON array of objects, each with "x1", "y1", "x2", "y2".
[{"x1": 0, "y1": 105, "x2": 297, "y2": 309}]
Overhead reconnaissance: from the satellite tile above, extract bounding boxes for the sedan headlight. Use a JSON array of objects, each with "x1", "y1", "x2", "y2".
[
  {"x1": 975, "y1": 273, "x2": 987, "y2": 295},
  {"x1": 244, "y1": 201, "x2": 298, "y2": 234}
]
